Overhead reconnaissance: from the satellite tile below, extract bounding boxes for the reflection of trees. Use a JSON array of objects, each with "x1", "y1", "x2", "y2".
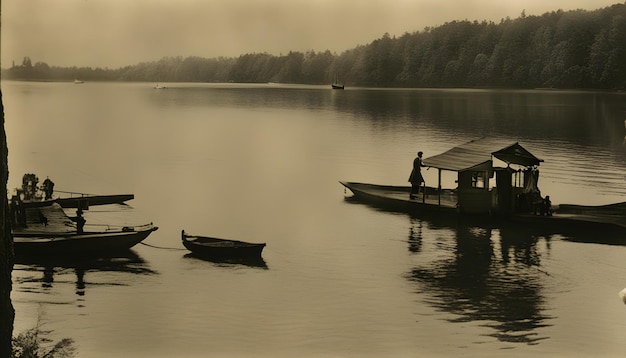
[
  {"x1": 407, "y1": 218, "x2": 552, "y2": 344},
  {"x1": 14, "y1": 250, "x2": 157, "y2": 296},
  {"x1": 333, "y1": 89, "x2": 626, "y2": 147}
]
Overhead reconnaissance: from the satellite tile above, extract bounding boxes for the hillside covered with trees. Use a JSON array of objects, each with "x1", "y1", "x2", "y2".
[{"x1": 3, "y1": 3, "x2": 626, "y2": 89}]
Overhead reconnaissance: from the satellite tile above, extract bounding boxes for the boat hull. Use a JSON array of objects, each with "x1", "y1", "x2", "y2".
[
  {"x1": 340, "y1": 181, "x2": 457, "y2": 214},
  {"x1": 22, "y1": 194, "x2": 135, "y2": 208},
  {"x1": 181, "y1": 231, "x2": 265, "y2": 259},
  {"x1": 340, "y1": 181, "x2": 626, "y2": 236},
  {"x1": 56, "y1": 194, "x2": 134, "y2": 208},
  {"x1": 13, "y1": 225, "x2": 158, "y2": 256}
]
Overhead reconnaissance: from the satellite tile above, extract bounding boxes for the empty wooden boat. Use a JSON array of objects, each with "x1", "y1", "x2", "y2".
[{"x1": 181, "y1": 230, "x2": 266, "y2": 259}]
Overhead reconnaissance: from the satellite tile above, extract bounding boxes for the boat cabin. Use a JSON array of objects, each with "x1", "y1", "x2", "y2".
[{"x1": 422, "y1": 138, "x2": 544, "y2": 215}]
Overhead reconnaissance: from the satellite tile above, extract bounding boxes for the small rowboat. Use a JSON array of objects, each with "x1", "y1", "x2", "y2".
[{"x1": 181, "y1": 230, "x2": 266, "y2": 259}]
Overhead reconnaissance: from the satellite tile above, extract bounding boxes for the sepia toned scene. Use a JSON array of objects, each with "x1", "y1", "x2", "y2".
[{"x1": 2, "y1": 1, "x2": 626, "y2": 357}]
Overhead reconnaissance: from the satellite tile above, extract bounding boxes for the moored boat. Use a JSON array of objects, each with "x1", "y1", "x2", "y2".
[
  {"x1": 13, "y1": 173, "x2": 134, "y2": 208},
  {"x1": 341, "y1": 181, "x2": 626, "y2": 232},
  {"x1": 56, "y1": 193, "x2": 134, "y2": 208},
  {"x1": 345, "y1": 138, "x2": 544, "y2": 215},
  {"x1": 340, "y1": 181, "x2": 457, "y2": 214},
  {"x1": 341, "y1": 138, "x2": 626, "y2": 234},
  {"x1": 13, "y1": 224, "x2": 158, "y2": 255},
  {"x1": 12, "y1": 198, "x2": 158, "y2": 256},
  {"x1": 21, "y1": 193, "x2": 135, "y2": 208},
  {"x1": 332, "y1": 76, "x2": 344, "y2": 89},
  {"x1": 181, "y1": 230, "x2": 266, "y2": 259}
]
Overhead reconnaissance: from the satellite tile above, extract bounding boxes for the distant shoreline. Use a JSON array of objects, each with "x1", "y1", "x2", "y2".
[
  {"x1": 3, "y1": 3, "x2": 626, "y2": 92},
  {"x1": 2, "y1": 78, "x2": 625, "y2": 93}
]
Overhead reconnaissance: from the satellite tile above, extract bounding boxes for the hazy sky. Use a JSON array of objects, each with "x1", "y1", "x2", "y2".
[{"x1": 1, "y1": 0, "x2": 622, "y2": 69}]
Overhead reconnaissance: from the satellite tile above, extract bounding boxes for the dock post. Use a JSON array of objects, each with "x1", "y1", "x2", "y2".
[{"x1": 438, "y1": 169, "x2": 442, "y2": 206}]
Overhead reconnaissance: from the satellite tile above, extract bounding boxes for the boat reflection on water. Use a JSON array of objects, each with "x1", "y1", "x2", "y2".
[
  {"x1": 14, "y1": 250, "x2": 157, "y2": 296},
  {"x1": 348, "y1": 191, "x2": 626, "y2": 344},
  {"x1": 406, "y1": 213, "x2": 626, "y2": 344},
  {"x1": 183, "y1": 253, "x2": 268, "y2": 269},
  {"x1": 344, "y1": 195, "x2": 556, "y2": 343},
  {"x1": 406, "y1": 216, "x2": 553, "y2": 344}
]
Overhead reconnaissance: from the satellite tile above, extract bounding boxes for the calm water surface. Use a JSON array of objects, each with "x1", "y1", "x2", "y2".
[{"x1": 3, "y1": 81, "x2": 626, "y2": 357}]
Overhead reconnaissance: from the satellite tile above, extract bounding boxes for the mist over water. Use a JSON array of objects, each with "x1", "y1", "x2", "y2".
[{"x1": 4, "y1": 81, "x2": 626, "y2": 357}]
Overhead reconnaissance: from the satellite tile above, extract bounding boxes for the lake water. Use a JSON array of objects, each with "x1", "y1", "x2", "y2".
[{"x1": 3, "y1": 80, "x2": 626, "y2": 357}]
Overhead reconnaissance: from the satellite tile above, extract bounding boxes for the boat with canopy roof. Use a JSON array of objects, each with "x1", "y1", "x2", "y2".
[{"x1": 341, "y1": 138, "x2": 626, "y2": 234}]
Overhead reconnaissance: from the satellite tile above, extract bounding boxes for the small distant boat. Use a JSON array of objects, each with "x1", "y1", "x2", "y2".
[
  {"x1": 154, "y1": 83, "x2": 167, "y2": 89},
  {"x1": 74, "y1": 79, "x2": 84, "y2": 84},
  {"x1": 332, "y1": 76, "x2": 344, "y2": 90},
  {"x1": 181, "y1": 230, "x2": 266, "y2": 259}
]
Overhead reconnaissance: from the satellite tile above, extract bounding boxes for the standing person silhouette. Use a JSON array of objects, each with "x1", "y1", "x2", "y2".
[
  {"x1": 75, "y1": 207, "x2": 86, "y2": 234},
  {"x1": 42, "y1": 176, "x2": 54, "y2": 200},
  {"x1": 409, "y1": 151, "x2": 426, "y2": 199}
]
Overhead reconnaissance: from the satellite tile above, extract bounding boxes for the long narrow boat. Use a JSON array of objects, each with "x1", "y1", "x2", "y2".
[
  {"x1": 12, "y1": 201, "x2": 158, "y2": 255},
  {"x1": 56, "y1": 193, "x2": 134, "y2": 208},
  {"x1": 340, "y1": 138, "x2": 626, "y2": 235},
  {"x1": 13, "y1": 224, "x2": 158, "y2": 255},
  {"x1": 15, "y1": 174, "x2": 134, "y2": 208},
  {"x1": 340, "y1": 181, "x2": 626, "y2": 234},
  {"x1": 181, "y1": 230, "x2": 266, "y2": 259},
  {"x1": 20, "y1": 193, "x2": 134, "y2": 208},
  {"x1": 340, "y1": 181, "x2": 458, "y2": 213}
]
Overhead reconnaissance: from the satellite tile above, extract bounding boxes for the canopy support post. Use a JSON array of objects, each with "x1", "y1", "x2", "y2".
[{"x1": 438, "y1": 169, "x2": 442, "y2": 206}]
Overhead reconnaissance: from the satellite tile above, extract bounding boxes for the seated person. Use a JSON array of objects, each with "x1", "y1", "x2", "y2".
[{"x1": 540, "y1": 195, "x2": 552, "y2": 216}]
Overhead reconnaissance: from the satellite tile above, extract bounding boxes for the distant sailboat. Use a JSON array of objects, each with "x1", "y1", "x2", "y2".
[{"x1": 332, "y1": 76, "x2": 344, "y2": 90}]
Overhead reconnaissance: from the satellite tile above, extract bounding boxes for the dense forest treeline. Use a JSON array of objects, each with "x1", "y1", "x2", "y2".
[{"x1": 3, "y1": 3, "x2": 626, "y2": 89}]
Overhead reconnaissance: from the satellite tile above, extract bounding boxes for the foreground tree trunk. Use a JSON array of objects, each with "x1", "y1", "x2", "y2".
[{"x1": 0, "y1": 89, "x2": 15, "y2": 356}]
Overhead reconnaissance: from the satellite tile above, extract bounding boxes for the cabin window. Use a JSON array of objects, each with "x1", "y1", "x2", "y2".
[
  {"x1": 513, "y1": 170, "x2": 525, "y2": 188},
  {"x1": 471, "y1": 172, "x2": 487, "y2": 189}
]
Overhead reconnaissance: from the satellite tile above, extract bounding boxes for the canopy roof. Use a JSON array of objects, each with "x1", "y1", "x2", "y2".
[{"x1": 422, "y1": 138, "x2": 543, "y2": 172}]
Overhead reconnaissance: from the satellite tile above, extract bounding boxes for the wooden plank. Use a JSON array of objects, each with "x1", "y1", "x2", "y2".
[{"x1": 14, "y1": 203, "x2": 77, "y2": 235}]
